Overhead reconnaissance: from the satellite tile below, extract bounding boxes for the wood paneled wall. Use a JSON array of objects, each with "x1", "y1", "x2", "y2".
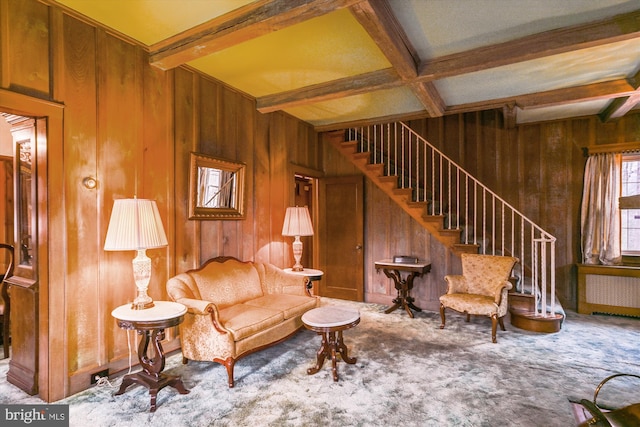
[
  {"x1": 0, "y1": 0, "x2": 320, "y2": 400},
  {"x1": 3, "y1": 0, "x2": 639, "y2": 402},
  {"x1": 323, "y1": 110, "x2": 640, "y2": 315}
]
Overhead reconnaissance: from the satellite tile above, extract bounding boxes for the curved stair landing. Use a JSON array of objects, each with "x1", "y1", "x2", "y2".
[{"x1": 509, "y1": 292, "x2": 563, "y2": 333}]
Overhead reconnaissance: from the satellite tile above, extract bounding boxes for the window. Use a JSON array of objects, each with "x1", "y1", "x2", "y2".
[{"x1": 621, "y1": 153, "x2": 640, "y2": 256}]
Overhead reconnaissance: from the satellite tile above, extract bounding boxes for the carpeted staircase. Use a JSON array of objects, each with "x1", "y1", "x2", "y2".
[{"x1": 326, "y1": 122, "x2": 564, "y2": 333}]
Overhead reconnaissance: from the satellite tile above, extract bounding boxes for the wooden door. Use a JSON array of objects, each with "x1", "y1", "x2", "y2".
[
  {"x1": 319, "y1": 175, "x2": 364, "y2": 301},
  {"x1": 4, "y1": 116, "x2": 40, "y2": 395}
]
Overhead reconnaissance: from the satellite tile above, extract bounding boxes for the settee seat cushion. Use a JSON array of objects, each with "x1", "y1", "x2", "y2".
[
  {"x1": 244, "y1": 294, "x2": 318, "y2": 320},
  {"x1": 439, "y1": 293, "x2": 498, "y2": 317},
  {"x1": 220, "y1": 304, "x2": 284, "y2": 341}
]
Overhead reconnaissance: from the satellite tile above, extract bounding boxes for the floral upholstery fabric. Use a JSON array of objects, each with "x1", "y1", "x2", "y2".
[
  {"x1": 440, "y1": 254, "x2": 518, "y2": 342},
  {"x1": 166, "y1": 257, "x2": 319, "y2": 386}
]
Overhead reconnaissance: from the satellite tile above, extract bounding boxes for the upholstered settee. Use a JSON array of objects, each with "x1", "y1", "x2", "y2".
[{"x1": 166, "y1": 256, "x2": 319, "y2": 387}]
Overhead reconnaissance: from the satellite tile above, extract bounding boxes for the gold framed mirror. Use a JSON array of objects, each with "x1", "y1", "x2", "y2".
[{"x1": 188, "y1": 152, "x2": 246, "y2": 220}]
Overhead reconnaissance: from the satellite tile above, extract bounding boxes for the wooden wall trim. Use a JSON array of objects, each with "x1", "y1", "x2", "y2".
[{"x1": 584, "y1": 141, "x2": 640, "y2": 155}]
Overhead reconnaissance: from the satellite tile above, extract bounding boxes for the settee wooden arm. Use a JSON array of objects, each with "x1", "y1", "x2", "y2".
[
  {"x1": 174, "y1": 297, "x2": 229, "y2": 334},
  {"x1": 174, "y1": 296, "x2": 214, "y2": 314},
  {"x1": 205, "y1": 305, "x2": 229, "y2": 334}
]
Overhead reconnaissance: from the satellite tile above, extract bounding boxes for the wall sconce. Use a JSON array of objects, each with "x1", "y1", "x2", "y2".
[{"x1": 281, "y1": 206, "x2": 314, "y2": 271}]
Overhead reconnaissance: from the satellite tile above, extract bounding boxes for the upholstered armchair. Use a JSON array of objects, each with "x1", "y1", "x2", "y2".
[{"x1": 440, "y1": 254, "x2": 518, "y2": 343}]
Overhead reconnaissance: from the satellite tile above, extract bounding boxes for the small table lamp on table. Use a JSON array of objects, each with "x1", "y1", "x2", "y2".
[
  {"x1": 282, "y1": 206, "x2": 314, "y2": 271},
  {"x1": 104, "y1": 198, "x2": 168, "y2": 310}
]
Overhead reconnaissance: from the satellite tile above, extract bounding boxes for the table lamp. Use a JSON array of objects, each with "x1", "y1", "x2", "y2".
[
  {"x1": 281, "y1": 206, "x2": 314, "y2": 271},
  {"x1": 104, "y1": 198, "x2": 168, "y2": 309}
]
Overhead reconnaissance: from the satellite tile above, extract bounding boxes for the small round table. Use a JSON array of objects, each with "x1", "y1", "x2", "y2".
[
  {"x1": 284, "y1": 268, "x2": 324, "y2": 293},
  {"x1": 111, "y1": 301, "x2": 190, "y2": 412},
  {"x1": 301, "y1": 306, "x2": 360, "y2": 382}
]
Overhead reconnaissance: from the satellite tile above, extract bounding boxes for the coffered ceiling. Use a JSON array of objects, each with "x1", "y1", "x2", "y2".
[{"x1": 50, "y1": 0, "x2": 640, "y2": 131}]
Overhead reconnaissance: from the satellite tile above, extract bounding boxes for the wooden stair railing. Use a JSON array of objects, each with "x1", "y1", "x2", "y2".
[{"x1": 327, "y1": 122, "x2": 564, "y2": 332}]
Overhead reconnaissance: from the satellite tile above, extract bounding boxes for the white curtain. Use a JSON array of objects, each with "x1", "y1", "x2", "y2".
[{"x1": 580, "y1": 152, "x2": 622, "y2": 265}]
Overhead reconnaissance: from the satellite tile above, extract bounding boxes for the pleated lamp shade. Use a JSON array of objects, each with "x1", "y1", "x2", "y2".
[
  {"x1": 281, "y1": 206, "x2": 314, "y2": 237},
  {"x1": 104, "y1": 198, "x2": 168, "y2": 251}
]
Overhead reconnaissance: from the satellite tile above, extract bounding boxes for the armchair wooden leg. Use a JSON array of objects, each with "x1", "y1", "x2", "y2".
[
  {"x1": 491, "y1": 314, "x2": 498, "y2": 343},
  {"x1": 498, "y1": 316, "x2": 506, "y2": 331},
  {"x1": 439, "y1": 303, "x2": 446, "y2": 329}
]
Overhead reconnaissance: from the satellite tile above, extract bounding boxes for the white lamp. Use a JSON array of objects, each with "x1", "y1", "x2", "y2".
[
  {"x1": 282, "y1": 206, "x2": 314, "y2": 271},
  {"x1": 104, "y1": 198, "x2": 168, "y2": 310}
]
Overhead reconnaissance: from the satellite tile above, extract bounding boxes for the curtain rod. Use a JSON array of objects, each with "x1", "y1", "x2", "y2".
[{"x1": 583, "y1": 141, "x2": 640, "y2": 156}]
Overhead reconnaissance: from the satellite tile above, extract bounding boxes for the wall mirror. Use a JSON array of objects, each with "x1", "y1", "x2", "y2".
[{"x1": 189, "y1": 152, "x2": 246, "y2": 220}]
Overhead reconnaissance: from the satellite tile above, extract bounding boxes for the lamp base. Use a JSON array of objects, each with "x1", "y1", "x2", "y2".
[
  {"x1": 131, "y1": 249, "x2": 155, "y2": 310},
  {"x1": 291, "y1": 237, "x2": 305, "y2": 272},
  {"x1": 131, "y1": 299, "x2": 155, "y2": 310}
]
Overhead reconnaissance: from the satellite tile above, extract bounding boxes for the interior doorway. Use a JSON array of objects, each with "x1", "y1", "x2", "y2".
[
  {"x1": 0, "y1": 88, "x2": 65, "y2": 402},
  {"x1": 294, "y1": 174, "x2": 314, "y2": 270},
  {"x1": 0, "y1": 115, "x2": 15, "y2": 251},
  {"x1": 0, "y1": 113, "x2": 16, "y2": 361},
  {"x1": 0, "y1": 113, "x2": 41, "y2": 396}
]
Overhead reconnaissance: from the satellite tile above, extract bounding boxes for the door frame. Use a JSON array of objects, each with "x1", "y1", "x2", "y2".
[
  {"x1": 287, "y1": 163, "x2": 323, "y2": 289},
  {"x1": 0, "y1": 88, "x2": 65, "y2": 402}
]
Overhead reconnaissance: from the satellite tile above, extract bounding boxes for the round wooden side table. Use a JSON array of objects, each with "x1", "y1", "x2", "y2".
[
  {"x1": 284, "y1": 268, "x2": 324, "y2": 294},
  {"x1": 111, "y1": 301, "x2": 190, "y2": 412},
  {"x1": 301, "y1": 306, "x2": 360, "y2": 382}
]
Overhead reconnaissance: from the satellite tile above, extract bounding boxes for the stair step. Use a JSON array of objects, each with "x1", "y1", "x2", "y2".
[
  {"x1": 509, "y1": 309, "x2": 564, "y2": 333},
  {"x1": 340, "y1": 141, "x2": 359, "y2": 153},
  {"x1": 422, "y1": 214, "x2": 446, "y2": 224},
  {"x1": 439, "y1": 228, "x2": 463, "y2": 238},
  {"x1": 509, "y1": 292, "x2": 535, "y2": 312},
  {"x1": 392, "y1": 188, "x2": 413, "y2": 198},
  {"x1": 365, "y1": 162, "x2": 384, "y2": 172},
  {"x1": 378, "y1": 175, "x2": 398, "y2": 184},
  {"x1": 451, "y1": 243, "x2": 480, "y2": 254}
]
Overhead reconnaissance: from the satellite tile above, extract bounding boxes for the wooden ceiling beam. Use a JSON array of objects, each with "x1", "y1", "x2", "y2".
[
  {"x1": 349, "y1": 0, "x2": 444, "y2": 116},
  {"x1": 410, "y1": 81, "x2": 445, "y2": 117},
  {"x1": 517, "y1": 79, "x2": 637, "y2": 109},
  {"x1": 258, "y1": 8, "x2": 640, "y2": 119},
  {"x1": 599, "y1": 70, "x2": 640, "y2": 121},
  {"x1": 149, "y1": 0, "x2": 361, "y2": 70},
  {"x1": 259, "y1": 64, "x2": 638, "y2": 120},
  {"x1": 349, "y1": 0, "x2": 417, "y2": 79},
  {"x1": 152, "y1": 1, "x2": 639, "y2": 124},
  {"x1": 256, "y1": 68, "x2": 400, "y2": 113},
  {"x1": 419, "y1": 9, "x2": 640, "y2": 80},
  {"x1": 599, "y1": 93, "x2": 640, "y2": 122},
  {"x1": 443, "y1": 79, "x2": 638, "y2": 116}
]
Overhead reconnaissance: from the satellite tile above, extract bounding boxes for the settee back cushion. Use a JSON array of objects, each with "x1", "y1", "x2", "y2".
[{"x1": 190, "y1": 258, "x2": 264, "y2": 309}]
